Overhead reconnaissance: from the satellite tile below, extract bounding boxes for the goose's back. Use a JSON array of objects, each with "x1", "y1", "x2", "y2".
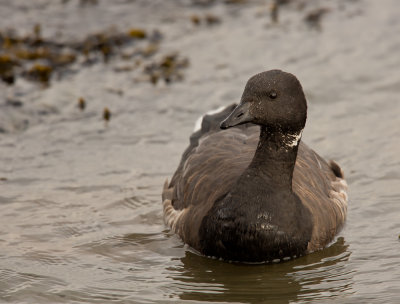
[{"x1": 163, "y1": 124, "x2": 347, "y2": 252}]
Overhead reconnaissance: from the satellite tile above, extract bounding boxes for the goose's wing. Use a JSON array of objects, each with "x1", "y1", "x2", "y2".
[
  {"x1": 163, "y1": 126, "x2": 258, "y2": 248},
  {"x1": 163, "y1": 117, "x2": 348, "y2": 251},
  {"x1": 293, "y1": 143, "x2": 348, "y2": 251}
]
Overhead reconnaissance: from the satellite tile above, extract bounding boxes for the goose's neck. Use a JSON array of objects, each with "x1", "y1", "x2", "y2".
[{"x1": 243, "y1": 126, "x2": 302, "y2": 189}]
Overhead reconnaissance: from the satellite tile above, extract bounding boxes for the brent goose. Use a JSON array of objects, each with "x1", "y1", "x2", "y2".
[{"x1": 162, "y1": 70, "x2": 348, "y2": 262}]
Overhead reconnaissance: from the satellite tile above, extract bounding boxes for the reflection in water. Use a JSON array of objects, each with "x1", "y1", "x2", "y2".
[
  {"x1": 167, "y1": 238, "x2": 352, "y2": 303},
  {"x1": 290, "y1": 238, "x2": 354, "y2": 302}
]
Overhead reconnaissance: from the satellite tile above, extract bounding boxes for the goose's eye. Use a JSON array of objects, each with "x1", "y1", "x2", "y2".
[{"x1": 269, "y1": 91, "x2": 277, "y2": 99}]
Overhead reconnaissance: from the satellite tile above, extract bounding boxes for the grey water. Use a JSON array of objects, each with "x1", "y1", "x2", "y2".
[{"x1": 1, "y1": 0, "x2": 400, "y2": 303}]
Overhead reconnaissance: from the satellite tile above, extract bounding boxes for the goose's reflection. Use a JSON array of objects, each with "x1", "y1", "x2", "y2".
[{"x1": 167, "y1": 237, "x2": 352, "y2": 303}]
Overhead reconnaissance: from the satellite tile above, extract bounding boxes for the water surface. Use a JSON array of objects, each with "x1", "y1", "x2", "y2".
[{"x1": 1, "y1": 0, "x2": 400, "y2": 303}]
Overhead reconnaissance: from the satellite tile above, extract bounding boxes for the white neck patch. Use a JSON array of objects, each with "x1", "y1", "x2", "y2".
[{"x1": 284, "y1": 130, "x2": 303, "y2": 148}]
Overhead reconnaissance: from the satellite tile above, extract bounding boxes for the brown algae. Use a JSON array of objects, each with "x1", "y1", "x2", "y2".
[
  {"x1": 103, "y1": 107, "x2": 111, "y2": 121},
  {"x1": 78, "y1": 97, "x2": 86, "y2": 111},
  {"x1": 1, "y1": 24, "x2": 187, "y2": 86}
]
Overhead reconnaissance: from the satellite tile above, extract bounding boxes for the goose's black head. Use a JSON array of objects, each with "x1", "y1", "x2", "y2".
[{"x1": 220, "y1": 70, "x2": 307, "y2": 133}]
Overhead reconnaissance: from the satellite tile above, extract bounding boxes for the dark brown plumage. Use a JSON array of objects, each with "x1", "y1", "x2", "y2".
[{"x1": 162, "y1": 70, "x2": 347, "y2": 262}]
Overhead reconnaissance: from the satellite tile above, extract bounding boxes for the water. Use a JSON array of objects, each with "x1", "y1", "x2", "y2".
[{"x1": 1, "y1": 0, "x2": 400, "y2": 303}]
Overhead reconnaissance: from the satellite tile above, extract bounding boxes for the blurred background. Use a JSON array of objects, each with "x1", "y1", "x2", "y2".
[{"x1": 1, "y1": 0, "x2": 400, "y2": 303}]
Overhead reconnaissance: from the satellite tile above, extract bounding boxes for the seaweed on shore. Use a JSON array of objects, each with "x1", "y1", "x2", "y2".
[
  {"x1": 0, "y1": 24, "x2": 187, "y2": 86},
  {"x1": 143, "y1": 53, "x2": 189, "y2": 85}
]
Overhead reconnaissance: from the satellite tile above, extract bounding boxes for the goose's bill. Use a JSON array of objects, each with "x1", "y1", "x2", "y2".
[{"x1": 220, "y1": 102, "x2": 252, "y2": 129}]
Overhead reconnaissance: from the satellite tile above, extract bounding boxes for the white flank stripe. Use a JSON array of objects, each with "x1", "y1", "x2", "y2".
[{"x1": 193, "y1": 105, "x2": 228, "y2": 132}]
